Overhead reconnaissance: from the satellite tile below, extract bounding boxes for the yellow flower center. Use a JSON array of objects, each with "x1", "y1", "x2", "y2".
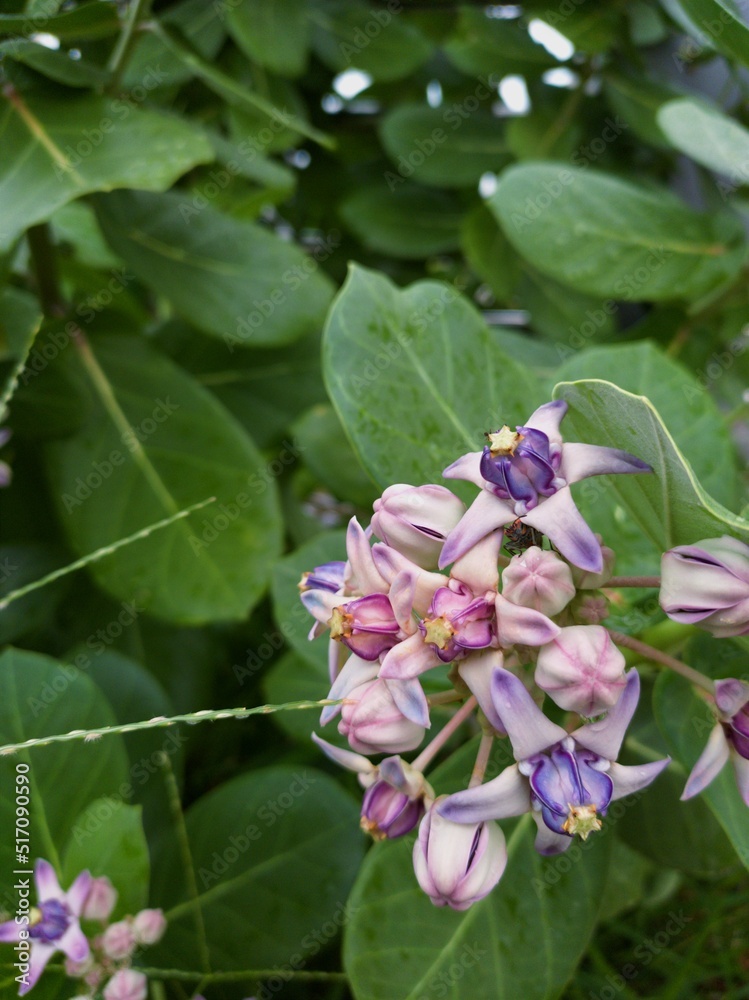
[
  {"x1": 562, "y1": 803, "x2": 602, "y2": 840},
  {"x1": 487, "y1": 425, "x2": 523, "y2": 456},
  {"x1": 422, "y1": 616, "x2": 455, "y2": 650},
  {"x1": 329, "y1": 606, "x2": 354, "y2": 640}
]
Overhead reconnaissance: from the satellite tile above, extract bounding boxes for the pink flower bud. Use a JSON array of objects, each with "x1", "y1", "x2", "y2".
[
  {"x1": 103, "y1": 969, "x2": 148, "y2": 1000},
  {"x1": 572, "y1": 594, "x2": 609, "y2": 625},
  {"x1": 660, "y1": 536, "x2": 749, "y2": 637},
  {"x1": 339, "y1": 678, "x2": 425, "y2": 755},
  {"x1": 65, "y1": 954, "x2": 94, "y2": 978},
  {"x1": 413, "y1": 799, "x2": 507, "y2": 910},
  {"x1": 535, "y1": 625, "x2": 626, "y2": 716},
  {"x1": 569, "y1": 539, "x2": 615, "y2": 589},
  {"x1": 501, "y1": 546, "x2": 576, "y2": 616},
  {"x1": 101, "y1": 919, "x2": 136, "y2": 961},
  {"x1": 82, "y1": 876, "x2": 118, "y2": 922},
  {"x1": 371, "y1": 484, "x2": 465, "y2": 569},
  {"x1": 132, "y1": 908, "x2": 166, "y2": 946}
]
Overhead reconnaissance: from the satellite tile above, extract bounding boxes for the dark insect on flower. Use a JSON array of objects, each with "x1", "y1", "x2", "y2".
[{"x1": 503, "y1": 519, "x2": 543, "y2": 557}]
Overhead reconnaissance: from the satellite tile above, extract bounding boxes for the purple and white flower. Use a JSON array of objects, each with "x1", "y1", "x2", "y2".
[
  {"x1": 535, "y1": 625, "x2": 627, "y2": 717},
  {"x1": 439, "y1": 400, "x2": 651, "y2": 573},
  {"x1": 0, "y1": 859, "x2": 91, "y2": 995},
  {"x1": 439, "y1": 668, "x2": 669, "y2": 854},
  {"x1": 682, "y1": 677, "x2": 749, "y2": 806},
  {"x1": 413, "y1": 798, "x2": 507, "y2": 910},
  {"x1": 371, "y1": 484, "x2": 465, "y2": 569},
  {"x1": 311, "y1": 733, "x2": 433, "y2": 839},
  {"x1": 660, "y1": 536, "x2": 749, "y2": 638}
]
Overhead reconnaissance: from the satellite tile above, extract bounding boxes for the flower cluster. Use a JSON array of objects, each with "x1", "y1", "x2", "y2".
[
  {"x1": 0, "y1": 860, "x2": 166, "y2": 997},
  {"x1": 300, "y1": 401, "x2": 675, "y2": 909}
]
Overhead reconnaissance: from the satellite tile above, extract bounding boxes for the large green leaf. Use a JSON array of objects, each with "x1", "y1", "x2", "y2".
[
  {"x1": 311, "y1": 0, "x2": 433, "y2": 81},
  {"x1": 62, "y1": 801, "x2": 150, "y2": 919},
  {"x1": 555, "y1": 343, "x2": 741, "y2": 573},
  {"x1": 323, "y1": 265, "x2": 542, "y2": 490},
  {"x1": 339, "y1": 184, "x2": 463, "y2": 259},
  {"x1": 45, "y1": 336, "x2": 283, "y2": 624},
  {"x1": 675, "y1": 0, "x2": 749, "y2": 66},
  {"x1": 0, "y1": 4, "x2": 120, "y2": 38},
  {"x1": 95, "y1": 190, "x2": 334, "y2": 347},
  {"x1": 553, "y1": 379, "x2": 749, "y2": 561},
  {"x1": 443, "y1": 7, "x2": 554, "y2": 76},
  {"x1": 380, "y1": 104, "x2": 509, "y2": 188},
  {"x1": 150, "y1": 766, "x2": 365, "y2": 971},
  {"x1": 227, "y1": 0, "x2": 310, "y2": 77},
  {"x1": 344, "y1": 739, "x2": 611, "y2": 1000},
  {"x1": 658, "y1": 98, "x2": 749, "y2": 183},
  {"x1": 654, "y1": 672, "x2": 749, "y2": 871},
  {"x1": 490, "y1": 164, "x2": 746, "y2": 301},
  {"x1": 0, "y1": 648, "x2": 128, "y2": 896},
  {"x1": 0, "y1": 92, "x2": 213, "y2": 250}
]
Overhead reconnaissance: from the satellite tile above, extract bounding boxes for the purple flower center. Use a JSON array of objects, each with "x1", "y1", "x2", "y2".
[
  {"x1": 419, "y1": 585, "x2": 494, "y2": 662},
  {"x1": 525, "y1": 742, "x2": 613, "y2": 839},
  {"x1": 727, "y1": 703, "x2": 749, "y2": 760},
  {"x1": 29, "y1": 899, "x2": 70, "y2": 943},
  {"x1": 480, "y1": 425, "x2": 562, "y2": 515}
]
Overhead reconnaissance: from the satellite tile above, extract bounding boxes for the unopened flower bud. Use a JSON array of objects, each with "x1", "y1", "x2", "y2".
[
  {"x1": 501, "y1": 546, "x2": 575, "y2": 616},
  {"x1": 570, "y1": 538, "x2": 615, "y2": 589},
  {"x1": 571, "y1": 594, "x2": 609, "y2": 625},
  {"x1": 371, "y1": 484, "x2": 465, "y2": 569},
  {"x1": 660, "y1": 536, "x2": 749, "y2": 637},
  {"x1": 65, "y1": 954, "x2": 94, "y2": 978},
  {"x1": 101, "y1": 919, "x2": 136, "y2": 961},
  {"x1": 132, "y1": 908, "x2": 166, "y2": 946},
  {"x1": 82, "y1": 876, "x2": 118, "y2": 922},
  {"x1": 103, "y1": 969, "x2": 148, "y2": 1000},
  {"x1": 413, "y1": 799, "x2": 507, "y2": 910},
  {"x1": 339, "y1": 679, "x2": 425, "y2": 755},
  {"x1": 535, "y1": 625, "x2": 626, "y2": 716}
]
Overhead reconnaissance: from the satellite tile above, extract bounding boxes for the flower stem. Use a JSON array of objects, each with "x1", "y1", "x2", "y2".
[
  {"x1": 412, "y1": 696, "x2": 477, "y2": 772},
  {"x1": 427, "y1": 689, "x2": 463, "y2": 706},
  {"x1": 469, "y1": 732, "x2": 495, "y2": 788},
  {"x1": 605, "y1": 576, "x2": 661, "y2": 588},
  {"x1": 607, "y1": 630, "x2": 714, "y2": 693},
  {"x1": 107, "y1": 0, "x2": 151, "y2": 91}
]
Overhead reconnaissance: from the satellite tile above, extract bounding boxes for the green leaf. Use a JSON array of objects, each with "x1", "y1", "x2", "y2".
[
  {"x1": 311, "y1": 0, "x2": 433, "y2": 81},
  {"x1": 62, "y1": 800, "x2": 150, "y2": 919},
  {"x1": 45, "y1": 335, "x2": 283, "y2": 624},
  {"x1": 95, "y1": 190, "x2": 334, "y2": 347},
  {"x1": 0, "y1": 544, "x2": 68, "y2": 644},
  {"x1": 604, "y1": 72, "x2": 679, "y2": 149},
  {"x1": 121, "y1": 0, "x2": 225, "y2": 90},
  {"x1": 292, "y1": 403, "x2": 377, "y2": 507},
  {"x1": 340, "y1": 183, "x2": 463, "y2": 259},
  {"x1": 0, "y1": 647, "x2": 128, "y2": 891},
  {"x1": 263, "y1": 649, "x2": 330, "y2": 741},
  {"x1": 444, "y1": 8, "x2": 554, "y2": 76},
  {"x1": 227, "y1": 0, "x2": 310, "y2": 77},
  {"x1": 380, "y1": 104, "x2": 509, "y2": 188},
  {"x1": 617, "y1": 704, "x2": 738, "y2": 877},
  {"x1": 654, "y1": 672, "x2": 749, "y2": 871},
  {"x1": 520, "y1": 266, "x2": 615, "y2": 345},
  {"x1": 80, "y1": 649, "x2": 180, "y2": 838},
  {"x1": 344, "y1": 739, "x2": 611, "y2": 1000},
  {"x1": 323, "y1": 264, "x2": 542, "y2": 490},
  {"x1": 490, "y1": 163, "x2": 746, "y2": 301},
  {"x1": 556, "y1": 342, "x2": 740, "y2": 509},
  {"x1": 0, "y1": 286, "x2": 42, "y2": 416},
  {"x1": 552, "y1": 378, "x2": 749, "y2": 565},
  {"x1": 658, "y1": 98, "x2": 749, "y2": 183},
  {"x1": 0, "y1": 39, "x2": 108, "y2": 87},
  {"x1": 151, "y1": 766, "x2": 365, "y2": 970},
  {"x1": 675, "y1": 0, "x2": 749, "y2": 66},
  {"x1": 0, "y1": 4, "x2": 120, "y2": 39},
  {"x1": 0, "y1": 91, "x2": 213, "y2": 251},
  {"x1": 460, "y1": 203, "x2": 520, "y2": 302}
]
